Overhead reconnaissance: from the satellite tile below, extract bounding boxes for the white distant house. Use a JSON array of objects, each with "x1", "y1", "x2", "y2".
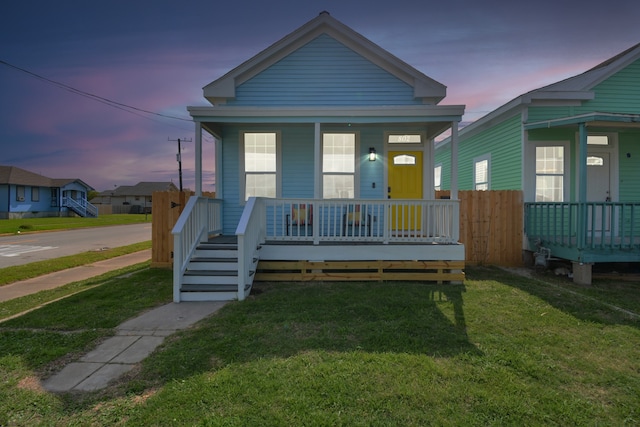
[{"x1": 92, "y1": 182, "x2": 178, "y2": 214}]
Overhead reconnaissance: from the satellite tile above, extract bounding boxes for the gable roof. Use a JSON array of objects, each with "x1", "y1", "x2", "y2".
[
  {"x1": 101, "y1": 182, "x2": 178, "y2": 197},
  {"x1": 0, "y1": 165, "x2": 93, "y2": 190},
  {"x1": 439, "y1": 42, "x2": 640, "y2": 144},
  {"x1": 203, "y1": 11, "x2": 447, "y2": 105}
]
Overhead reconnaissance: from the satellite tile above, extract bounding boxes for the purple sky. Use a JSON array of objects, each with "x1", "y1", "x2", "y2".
[{"x1": 1, "y1": 0, "x2": 638, "y2": 192}]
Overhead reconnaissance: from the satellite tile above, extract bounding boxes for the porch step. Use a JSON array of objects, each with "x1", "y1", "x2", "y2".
[
  {"x1": 188, "y1": 257, "x2": 239, "y2": 270},
  {"x1": 183, "y1": 270, "x2": 238, "y2": 285},
  {"x1": 178, "y1": 240, "x2": 259, "y2": 301}
]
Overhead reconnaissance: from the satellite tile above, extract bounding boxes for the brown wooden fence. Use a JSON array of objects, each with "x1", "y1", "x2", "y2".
[
  {"x1": 152, "y1": 190, "x2": 524, "y2": 269},
  {"x1": 437, "y1": 190, "x2": 524, "y2": 267},
  {"x1": 151, "y1": 191, "x2": 215, "y2": 268}
]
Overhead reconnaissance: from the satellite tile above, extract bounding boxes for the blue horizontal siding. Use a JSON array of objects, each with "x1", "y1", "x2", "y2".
[{"x1": 228, "y1": 34, "x2": 420, "y2": 107}]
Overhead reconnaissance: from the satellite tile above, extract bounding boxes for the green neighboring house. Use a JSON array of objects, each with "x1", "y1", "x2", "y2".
[{"x1": 436, "y1": 43, "x2": 640, "y2": 283}]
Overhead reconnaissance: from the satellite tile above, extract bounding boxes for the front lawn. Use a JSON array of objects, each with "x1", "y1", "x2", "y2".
[
  {"x1": 0, "y1": 214, "x2": 151, "y2": 235},
  {"x1": 1, "y1": 267, "x2": 638, "y2": 425}
]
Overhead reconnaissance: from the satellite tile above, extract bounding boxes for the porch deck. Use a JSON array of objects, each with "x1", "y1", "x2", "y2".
[
  {"x1": 208, "y1": 235, "x2": 465, "y2": 283},
  {"x1": 172, "y1": 196, "x2": 465, "y2": 302}
]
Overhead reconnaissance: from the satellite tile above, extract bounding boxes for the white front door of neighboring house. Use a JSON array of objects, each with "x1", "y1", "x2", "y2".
[{"x1": 586, "y1": 151, "x2": 611, "y2": 233}]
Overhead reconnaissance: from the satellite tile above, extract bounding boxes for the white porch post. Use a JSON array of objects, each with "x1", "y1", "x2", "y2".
[
  {"x1": 425, "y1": 135, "x2": 435, "y2": 200},
  {"x1": 195, "y1": 122, "x2": 202, "y2": 196},
  {"x1": 450, "y1": 121, "x2": 459, "y2": 200},
  {"x1": 314, "y1": 122, "x2": 321, "y2": 198}
]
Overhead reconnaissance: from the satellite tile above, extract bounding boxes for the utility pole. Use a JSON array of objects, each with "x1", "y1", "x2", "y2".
[{"x1": 168, "y1": 137, "x2": 192, "y2": 191}]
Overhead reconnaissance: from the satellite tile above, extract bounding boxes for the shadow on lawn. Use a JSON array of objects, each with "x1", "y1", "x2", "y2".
[
  {"x1": 138, "y1": 281, "x2": 481, "y2": 387},
  {"x1": 470, "y1": 266, "x2": 640, "y2": 329}
]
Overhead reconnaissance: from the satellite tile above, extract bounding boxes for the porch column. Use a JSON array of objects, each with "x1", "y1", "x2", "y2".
[
  {"x1": 195, "y1": 121, "x2": 202, "y2": 196},
  {"x1": 314, "y1": 122, "x2": 321, "y2": 198},
  {"x1": 425, "y1": 135, "x2": 435, "y2": 199},
  {"x1": 450, "y1": 121, "x2": 459, "y2": 200},
  {"x1": 577, "y1": 122, "x2": 587, "y2": 249}
]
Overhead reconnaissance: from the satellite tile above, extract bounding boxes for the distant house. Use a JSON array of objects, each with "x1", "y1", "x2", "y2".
[
  {"x1": 0, "y1": 165, "x2": 96, "y2": 219},
  {"x1": 435, "y1": 43, "x2": 640, "y2": 283},
  {"x1": 92, "y1": 181, "x2": 178, "y2": 214}
]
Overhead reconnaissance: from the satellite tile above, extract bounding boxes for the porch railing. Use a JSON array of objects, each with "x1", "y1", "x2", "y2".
[
  {"x1": 235, "y1": 197, "x2": 266, "y2": 301},
  {"x1": 525, "y1": 202, "x2": 640, "y2": 250},
  {"x1": 62, "y1": 196, "x2": 98, "y2": 217},
  {"x1": 262, "y1": 198, "x2": 460, "y2": 244},
  {"x1": 172, "y1": 196, "x2": 223, "y2": 302}
]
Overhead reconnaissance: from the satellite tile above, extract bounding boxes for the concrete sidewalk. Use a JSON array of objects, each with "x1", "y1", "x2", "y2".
[
  {"x1": 43, "y1": 301, "x2": 226, "y2": 392},
  {"x1": 0, "y1": 249, "x2": 152, "y2": 302},
  {"x1": 0, "y1": 249, "x2": 227, "y2": 392}
]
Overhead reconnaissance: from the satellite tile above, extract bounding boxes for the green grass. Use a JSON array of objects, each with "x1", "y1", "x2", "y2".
[
  {"x1": 0, "y1": 214, "x2": 151, "y2": 235},
  {"x1": 0, "y1": 241, "x2": 152, "y2": 286},
  {"x1": 1, "y1": 267, "x2": 639, "y2": 426}
]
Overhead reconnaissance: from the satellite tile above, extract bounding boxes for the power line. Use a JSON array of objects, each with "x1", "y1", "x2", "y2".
[{"x1": 0, "y1": 59, "x2": 192, "y2": 122}]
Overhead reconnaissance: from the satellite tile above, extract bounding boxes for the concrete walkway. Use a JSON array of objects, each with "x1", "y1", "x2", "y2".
[
  {"x1": 42, "y1": 301, "x2": 226, "y2": 392},
  {"x1": 0, "y1": 249, "x2": 228, "y2": 392}
]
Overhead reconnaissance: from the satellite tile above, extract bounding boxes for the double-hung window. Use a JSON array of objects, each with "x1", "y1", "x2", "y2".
[
  {"x1": 243, "y1": 132, "x2": 277, "y2": 201},
  {"x1": 434, "y1": 164, "x2": 442, "y2": 191},
  {"x1": 31, "y1": 187, "x2": 39, "y2": 202},
  {"x1": 473, "y1": 154, "x2": 490, "y2": 191},
  {"x1": 535, "y1": 146, "x2": 564, "y2": 202},
  {"x1": 322, "y1": 133, "x2": 355, "y2": 199}
]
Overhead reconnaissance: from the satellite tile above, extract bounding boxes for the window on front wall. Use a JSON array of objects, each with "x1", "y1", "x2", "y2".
[
  {"x1": 16, "y1": 186, "x2": 25, "y2": 201},
  {"x1": 535, "y1": 146, "x2": 564, "y2": 202},
  {"x1": 434, "y1": 164, "x2": 442, "y2": 191},
  {"x1": 31, "y1": 187, "x2": 39, "y2": 202},
  {"x1": 322, "y1": 133, "x2": 355, "y2": 199},
  {"x1": 473, "y1": 154, "x2": 490, "y2": 191},
  {"x1": 243, "y1": 132, "x2": 277, "y2": 200}
]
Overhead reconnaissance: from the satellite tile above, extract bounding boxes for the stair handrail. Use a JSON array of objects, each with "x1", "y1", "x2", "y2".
[
  {"x1": 172, "y1": 195, "x2": 223, "y2": 302},
  {"x1": 236, "y1": 197, "x2": 266, "y2": 301},
  {"x1": 62, "y1": 196, "x2": 98, "y2": 217}
]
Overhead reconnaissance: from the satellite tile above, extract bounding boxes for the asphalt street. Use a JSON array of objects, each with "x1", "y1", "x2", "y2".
[{"x1": 0, "y1": 223, "x2": 151, "y2": 268}]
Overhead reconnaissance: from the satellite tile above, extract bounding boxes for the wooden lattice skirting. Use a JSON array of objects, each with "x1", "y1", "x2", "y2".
[{"x1": 254, "y1": 260, "x2": 465, "y2": 283}]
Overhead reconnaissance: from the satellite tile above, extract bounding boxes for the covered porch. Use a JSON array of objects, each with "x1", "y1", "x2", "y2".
[{"x1": 524, "y1": 113, "x2": 640, "y2": 282}]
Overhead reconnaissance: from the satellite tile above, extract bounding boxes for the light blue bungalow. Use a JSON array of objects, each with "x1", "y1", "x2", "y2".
[
  {"x1": 0, "y1": 165, "x2": 97, "y2": 219},
  {"x1": 174, "y1": 12, "x2": 466, "y2": 301},
  {"x1": 436, "y1": 43, "x2": 640, "y2": 284}
]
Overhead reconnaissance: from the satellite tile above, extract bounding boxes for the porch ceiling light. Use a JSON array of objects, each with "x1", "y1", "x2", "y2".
[{"x1": 369, "y1": 147, "x2": 377, "y2": 161}]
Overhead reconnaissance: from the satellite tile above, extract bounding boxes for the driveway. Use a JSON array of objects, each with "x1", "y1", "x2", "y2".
[{"x1": 0, "y1": 223, "x2": 151, "y2": 268}]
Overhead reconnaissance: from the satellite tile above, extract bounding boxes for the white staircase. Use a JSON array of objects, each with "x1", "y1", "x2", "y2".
[{"x1": 179, "y1": 242, "x2": 258, "y2": 301}]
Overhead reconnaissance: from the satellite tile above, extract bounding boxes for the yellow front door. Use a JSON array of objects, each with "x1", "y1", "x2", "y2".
[{"x1": 388, "y1": 151, "x2": 423, "y2": 233}]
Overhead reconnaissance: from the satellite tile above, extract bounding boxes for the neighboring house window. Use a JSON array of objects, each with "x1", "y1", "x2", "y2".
[
  {"x1": 434, "y1": 164, "x2": 442, "y2": 191},
  {"x1": 323, "y1": 133, "x2": 355, "y2": 199},
  {"x1": 243, "y1": 132, "x2": 277, "y2": 200},
  {"x1": 473, "y1": 154, "x2": 490, "y2": 191},
  {"x1": 31, "y1": 187, "x2": 39, "y2": 202},
  {"x1": 16, "y1": 186, "x2": 25, "y2": 202},
  {"x1": 535, "y1": 146, "x2": 564, "y2": 202}
]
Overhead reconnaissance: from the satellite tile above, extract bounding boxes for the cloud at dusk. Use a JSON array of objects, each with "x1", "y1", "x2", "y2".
[{"x1": 1, "y1": 0, "x2": 639, "y2": 191}]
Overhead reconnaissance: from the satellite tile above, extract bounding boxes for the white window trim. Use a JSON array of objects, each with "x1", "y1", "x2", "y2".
[
  {"x1": 473, "y1": 154, "x2": 491, "y2": 191},
  {"x1": 321, "y1": 131, "x2": 360, "y2": 199},
  {"x1": 530, "y1": 141, "x2": 570, "y2": 202},
  {"x1": 239, "y1": 131, "x2": 282, "y2": 203}
]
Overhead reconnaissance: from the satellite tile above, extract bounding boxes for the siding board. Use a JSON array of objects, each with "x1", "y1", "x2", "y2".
[{"x1": 228, "y1": 34, "x2": 420, "y2": 106}]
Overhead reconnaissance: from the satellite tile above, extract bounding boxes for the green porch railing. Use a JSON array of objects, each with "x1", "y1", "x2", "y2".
[{"x1": 525, "y1": 202, "x2": 640, "y2": 251}]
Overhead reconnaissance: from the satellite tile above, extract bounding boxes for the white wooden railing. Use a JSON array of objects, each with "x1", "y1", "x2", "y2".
[
  {"x1": 172, "y1": 196, "x2": 223, "y2": 302},
  {"x1": 62, "y1": 196, "x2": 98, "y2": 217},
  {"x1": 262, "y1": 198, "x2": 460, "y2": 244},
  {"x1": 235, "y1": 197, "x2": 266, "y2": 301}
]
